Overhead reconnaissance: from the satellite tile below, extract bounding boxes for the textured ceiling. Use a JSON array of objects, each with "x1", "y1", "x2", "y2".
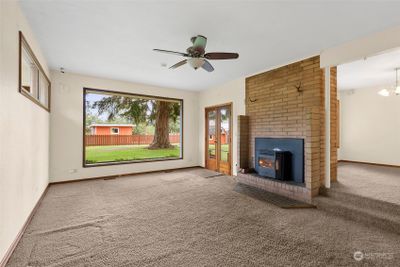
[{"x1": 20, "y1": 0, "x2": 400, "y2": 91}]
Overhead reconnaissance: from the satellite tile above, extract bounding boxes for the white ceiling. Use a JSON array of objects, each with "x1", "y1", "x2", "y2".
[
  {"x1": 338, "y1": 48, "x2": 400, "y2": 90},
  {"x1": 20, "y1": 0, "x2": 400, "y2": 91}
]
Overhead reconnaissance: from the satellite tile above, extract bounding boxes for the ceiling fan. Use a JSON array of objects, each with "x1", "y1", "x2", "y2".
[{"x1": 153, "y1": 35, "x2": 239, "y2": 72}]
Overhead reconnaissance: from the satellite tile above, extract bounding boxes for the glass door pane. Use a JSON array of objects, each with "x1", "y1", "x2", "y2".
[
  {"x1": 219, "y1": 107, "x2": 230, "y2": 163},
  {"x1": 207, "y1": 110, "x2": 216, "y2": 159}
]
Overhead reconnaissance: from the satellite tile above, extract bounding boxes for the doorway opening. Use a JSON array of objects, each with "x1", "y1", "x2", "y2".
[
  {"x1": 205, "y1": 103, "x2": 232, "y2": 175},
  {"x1": 336, "y1": 47, "x2": 400, "y2": 206}
]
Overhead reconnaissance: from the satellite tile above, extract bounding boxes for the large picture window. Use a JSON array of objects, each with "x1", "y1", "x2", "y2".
[{"x1": 83, "y1": 88, "x2": 183, "y2": 166}]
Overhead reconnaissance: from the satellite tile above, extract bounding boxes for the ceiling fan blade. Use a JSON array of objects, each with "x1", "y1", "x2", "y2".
[
  {"x1": 202, "y1": 59, "x2": 214, "y2": 72},
  {"x1": 169, "y1": 59, "x2": 187, "y2": 69},
  {"x1": 204, "y1": 52, "x2": 239, "y2": 60},
  {"x1": 153, "y1": 49, "x2": 189, "y2": 57}
]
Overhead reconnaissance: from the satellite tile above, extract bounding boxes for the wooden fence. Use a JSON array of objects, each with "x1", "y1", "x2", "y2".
[{"x1": 85, "y1": 134, "x2": 180, "y2": 146}]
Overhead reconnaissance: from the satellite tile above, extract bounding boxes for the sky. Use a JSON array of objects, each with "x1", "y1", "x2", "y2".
[{"x1": 85, "y1": 92, "x2": 111, "y2": 121}]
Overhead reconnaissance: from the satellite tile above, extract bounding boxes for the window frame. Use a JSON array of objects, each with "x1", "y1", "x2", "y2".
[
  {"x1": 18, "y1": 31, "x2": 51, "y2": 112},
  {"x1": 83, "y1": 87, "x2": 184, "y2": 167},
  {"x1": 110, "y1": 127, "x2": 119, "y2": 135}
]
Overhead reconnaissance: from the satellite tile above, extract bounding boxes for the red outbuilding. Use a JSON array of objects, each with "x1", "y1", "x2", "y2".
[{"x1": 89, "y1": 124, "x2": 134, "y2": 135}]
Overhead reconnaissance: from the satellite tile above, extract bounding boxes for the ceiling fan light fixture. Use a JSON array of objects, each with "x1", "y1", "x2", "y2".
[
  {"x1": 153, "y1": 35, "x2": 239, "y2": 72},
  {"x1": 188, "y1": 57, "x2": 205, "y2": 69}
]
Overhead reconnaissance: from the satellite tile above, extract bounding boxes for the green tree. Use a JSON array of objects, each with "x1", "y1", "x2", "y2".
[
  {"x1": 145, "y1": 125, "x2": 155, "y2": 135},
  {"x1": 169, "y1": 118, "x2": 181, "y2": 134},
  {"x1": 85, "y1": 113, "x2": 104, "y2": 134},
  {"x1": 93, "y1": 96, "x2": 181, "y2": 149},
  {"x1": 133, "y1": 123, "x2": 146, "y2": 135}
]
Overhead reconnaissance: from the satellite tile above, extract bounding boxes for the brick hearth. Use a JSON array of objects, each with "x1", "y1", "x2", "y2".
[{"x1": 236, "y1": 173, "x2": 311, "y2": 203}]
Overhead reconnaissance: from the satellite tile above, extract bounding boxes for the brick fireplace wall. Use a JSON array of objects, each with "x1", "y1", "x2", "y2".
[
  {"x1": 238, "y1": 56, "x2": 337, "y2": 202},
  {"x1": 330, "y1": 67, "x2": 338, "y2": 183}
]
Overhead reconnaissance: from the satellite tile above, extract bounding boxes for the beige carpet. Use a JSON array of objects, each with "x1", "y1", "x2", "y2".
[
  {"x1": 337, "y1": 162, "x2": 400, "y2": 205},
  {"x1": 7, "y1": 168, "x2": 400, "y2": 266}
]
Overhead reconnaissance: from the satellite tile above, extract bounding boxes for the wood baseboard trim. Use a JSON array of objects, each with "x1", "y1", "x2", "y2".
[
  {"x1": 50, "y1": 165, "x2": 203, "y2": 185},
  {"x1": 338, "y1": 160, "x2": 400, "y2": 168},
  {"x1": 0, "y1": 185, "x2": 49, "y2": 267}
]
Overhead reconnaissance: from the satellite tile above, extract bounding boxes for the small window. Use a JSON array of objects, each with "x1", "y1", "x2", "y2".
[
  {"x1": 19, "y1": 31, "x2": 50, "y2": 111},
  {"x1": 111, "y1": 128, "x2": 119, "y2": 135}
]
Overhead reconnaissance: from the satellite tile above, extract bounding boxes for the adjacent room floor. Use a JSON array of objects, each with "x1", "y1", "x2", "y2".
[
  {"x1": 337, "y1": 162, "x2": 400, "y2": 205},
  {"x1": 7, "y1": 168, "x2": 399, "y2": 266}
]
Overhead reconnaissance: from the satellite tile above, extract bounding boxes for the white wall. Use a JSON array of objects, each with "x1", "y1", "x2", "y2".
[
  {"x1": 0, "y1": 0, "x2": 50, "y2": 262},
  {"x1": 198, "y1": 78, "x2": 246, "y2": 175},
  {"x1": 338, "y1": 88, "x2": 400, "y2": 165},
  {"x1": 49, "y1": 71, "x2": 199, "y2": 182}
]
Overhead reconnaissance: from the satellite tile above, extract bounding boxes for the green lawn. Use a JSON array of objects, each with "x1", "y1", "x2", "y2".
[
  {"x1": 208, "y1": 144, "x2": 229, "y2": 162},
  {"x1": 85, "y1": 144, "x2": 180, "y2": 164}
]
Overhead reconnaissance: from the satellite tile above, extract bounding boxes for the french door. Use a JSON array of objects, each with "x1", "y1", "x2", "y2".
[{"x1": 205, "y1": 104, "x2": 232, "y2": 175}]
